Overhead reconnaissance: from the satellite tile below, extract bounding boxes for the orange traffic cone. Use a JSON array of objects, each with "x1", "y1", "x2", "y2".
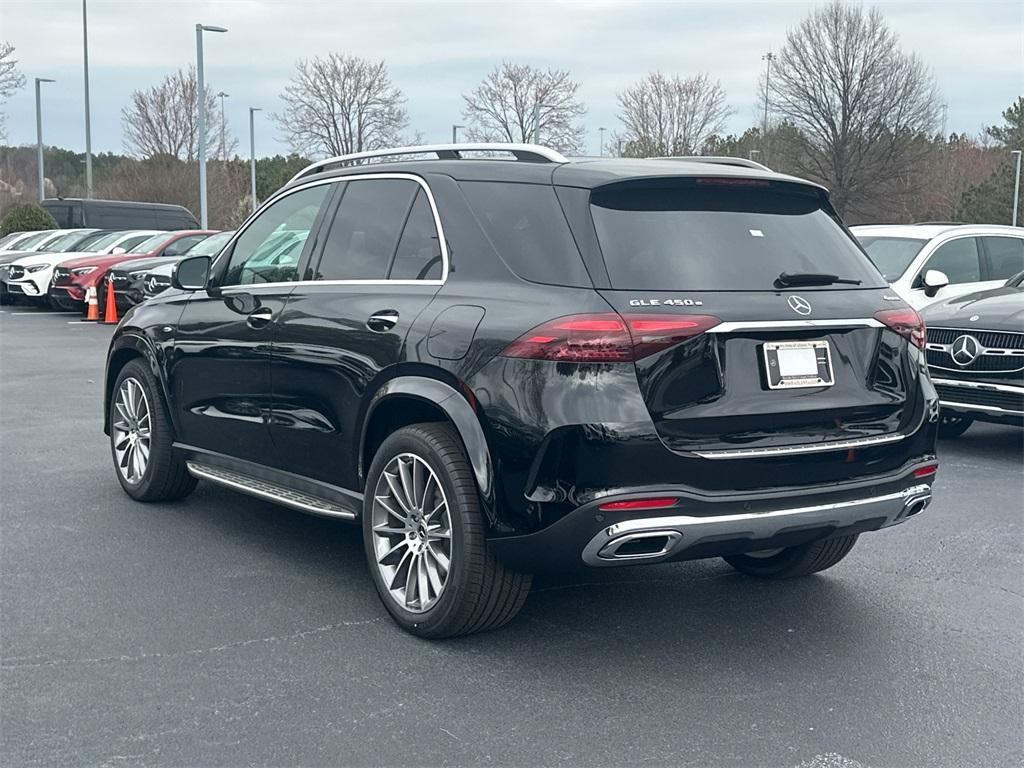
[
  {"x1": 103, "y1": 278, "x2": 119, "y2": 324},
  {"x1": 85, "y1": 286, "x2": 99, "y2": 321}
]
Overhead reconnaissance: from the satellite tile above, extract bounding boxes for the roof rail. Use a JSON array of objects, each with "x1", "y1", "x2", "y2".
[
  {"x1": 652, "y1": 155, "x2": 772, "y2": 172},
  {"x1": 289, "y1": 143, "x2": 569, "y2": 184}
]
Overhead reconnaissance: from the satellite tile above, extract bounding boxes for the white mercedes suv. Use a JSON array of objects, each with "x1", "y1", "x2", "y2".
[{"x1": 852, "y1": 224, "x2": 1024, "y2": 309}]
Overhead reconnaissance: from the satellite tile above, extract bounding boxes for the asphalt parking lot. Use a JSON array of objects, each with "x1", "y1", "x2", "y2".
[{"x1": 1, "y1": 310, "x2": 1021, "y2": 768}]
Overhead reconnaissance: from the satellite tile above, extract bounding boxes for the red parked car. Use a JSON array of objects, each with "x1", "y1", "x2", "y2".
[{"x1": 50, "y1": 230, "x2": 216, "y2": 310}]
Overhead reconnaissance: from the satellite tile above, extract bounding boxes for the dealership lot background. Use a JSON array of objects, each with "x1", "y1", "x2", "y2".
[{"x1": 1, "y1": 312, "x2": 1021, "y2": 766}]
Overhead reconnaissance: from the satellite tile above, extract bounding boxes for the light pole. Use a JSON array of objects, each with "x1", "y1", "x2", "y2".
[
  {"x1": 761, "y1": 51, "x2": 774, "y2": 151},
  {"x1": 82, "y1": 0, "x2": 93, "y2": 197},
  {"x1": 599, "y1": 127, "x2": 606, "y2": 156},
  {"x1": 452, "y1": 124, "x2": 464, "y2": 143},
  {"x1": 249, "y1": 107, "x2": 261, "y2": 214},
  {"x1": 216, "y1": 91, "x2": 229, "y2": 162},
  {"x1": 1012, "y1": 150, "x2": 1022, "y2": 227},
  {"x1": 196, "y1": 23, "x2": 227, "y2": 229},
  {"x1": 35, "y1": 77, "x2": 56, "y2": 201}
]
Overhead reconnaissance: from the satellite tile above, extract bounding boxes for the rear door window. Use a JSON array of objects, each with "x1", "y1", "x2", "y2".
[
  {"x1": 590, "y1": 181, "x2": 884, "y2": 291},
  {"x1": 390, "y1": 190, "x2": 443, "y2": 280},
  {"x1": 981, "y1": 236, "x2": 1024, "y2": 281},
  {"x1": 918, "y1": 238, "x2": 981, "y2": 285},
  {"x1": 460, "y1": 181, "x2": 591, "y2": 287},
  {"x1": 855, "y1": 236, "x2": 928, "y2": 282},
  {"x1": 313, "y1": 179, "x2": 418, "y2": 281}
]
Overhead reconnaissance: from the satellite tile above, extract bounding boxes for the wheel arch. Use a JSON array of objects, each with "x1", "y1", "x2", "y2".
[
  {"x1": 359, "y1": 376, "x2": 494, "y2": 509},
  {"x1": 103, "y1": 333, "x2": 168, "y2": 435}
]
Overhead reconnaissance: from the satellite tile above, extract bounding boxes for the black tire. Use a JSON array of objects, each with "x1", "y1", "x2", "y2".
[
  {"x1": 362, "y1": 423, "x2": 531, "y2": 638},
  {"x1": 937, "y1": 413, "x2": 973, "y2": 439},
  {"x1": 109, "y1": 358, "x2": 197, "y2": 502},
  {"x1": 723, "y1": 534, "x2": 859, "y2": 579}
]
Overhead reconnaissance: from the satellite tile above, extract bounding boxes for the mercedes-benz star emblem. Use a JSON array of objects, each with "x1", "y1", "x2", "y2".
[
  {"x1": 787, "y1": 295, "x2": 812, "y2": 316},
  {"x1": 950, "y1": 334, "x2": 981, "y2": 366}
]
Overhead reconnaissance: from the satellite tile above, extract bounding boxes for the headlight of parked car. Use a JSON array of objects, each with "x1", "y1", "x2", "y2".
[
  {"x1": 25, "y1": 264, "x2": 49, "y2": 273},
  {"x1": 71, "y1": 266, "x2": 97, "y2": 276}
]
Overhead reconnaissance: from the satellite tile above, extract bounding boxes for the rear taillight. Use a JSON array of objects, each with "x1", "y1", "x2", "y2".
[
  {"x1": 500, "y1": 313, "x2": 722, "y2": 362},
  {"x1": 875, "y1": 308, "x2": 926, "y2": 349}
]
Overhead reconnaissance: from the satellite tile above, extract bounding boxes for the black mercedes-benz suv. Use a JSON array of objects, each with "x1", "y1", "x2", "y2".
[{"x1": 104, "y1": 144, "x2": 939, "y2": 637}]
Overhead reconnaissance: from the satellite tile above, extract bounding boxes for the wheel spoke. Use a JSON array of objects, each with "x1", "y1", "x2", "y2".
[
  {"x1": 377, "y1": 538, "x2": 409, "y2": 564},
  {"x1": 424, "y1": 552, "x2": 443, "y2": 595},
  {"x1": 383, "y1": 472, "x2": 412, "y2": 515},
  {"x1": 427, "y1": 545, "x2": 450, "y2": 573},
  {"x1": 372, "y1": 523, "x2": 406, "y2": 537},
  {"x1": 389, "y1": 547, "x2": 414, "y2": 592},
  {"x1": 375, "y1": 494, "x2": 407, "y2": 523},
  {"x1": 416, "y1": 555, "x2": 430, "y2": 607},
  {"x1": 397, "y1": 458, "x2": 417, "y2": 512}
]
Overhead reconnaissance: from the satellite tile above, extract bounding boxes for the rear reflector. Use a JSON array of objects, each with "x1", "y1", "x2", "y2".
[
  {"x1": 913, "y1": 465, "x2": 938, "y2": 478},
  {"x1": 598, "y1": 497, "x2": 678, "y2": 511},
  {"x1": 875, "y1": 308, "x2": 926, "y2": 350},
  {"x1": 501, "y1": 313, "x2": 721, "y2": 362}
]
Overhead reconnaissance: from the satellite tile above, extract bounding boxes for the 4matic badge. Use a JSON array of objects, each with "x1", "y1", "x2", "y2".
[{"x1": 628, "y1": 297, "x2": 704, "y2": 307}]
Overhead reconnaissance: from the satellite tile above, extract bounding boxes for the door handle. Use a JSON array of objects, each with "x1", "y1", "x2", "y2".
[
  {"x1": 246, "y1": 306, "x2": 274, "y2": 329},
  {"x1": 367, "y1": 310, "x2": 400, "y2": 332}
]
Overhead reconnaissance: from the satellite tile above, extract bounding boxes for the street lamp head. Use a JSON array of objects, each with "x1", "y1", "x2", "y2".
[
  {"x1": 36, "y1": 77, "x2": 56, "y2": 84},
  {"x1": 217, "y1": 91, "x2": 230, "y2": 98},
  {"x1": 199, "y1": 24, "x2": 228, "y2": 33},
  {"x1": 250, "y1": 107, "x2": 263, "y2": 113}
]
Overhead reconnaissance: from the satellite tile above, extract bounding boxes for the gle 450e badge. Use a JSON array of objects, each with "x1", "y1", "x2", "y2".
[{"x1": 629, "y1": 297, "x2": 704, "y2": 307}]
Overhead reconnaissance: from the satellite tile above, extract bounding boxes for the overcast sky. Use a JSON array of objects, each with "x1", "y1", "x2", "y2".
[{"x1": 2, "y1": 0, "x2": 1022, "y2": 158}]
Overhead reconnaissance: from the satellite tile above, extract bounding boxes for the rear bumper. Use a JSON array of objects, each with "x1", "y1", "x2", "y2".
[{"x1": 487, "y1": 464, "x2": 936, "y2": 571}]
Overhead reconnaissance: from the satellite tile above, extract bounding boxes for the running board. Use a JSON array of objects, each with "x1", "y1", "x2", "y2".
[{"x1": 186, "y1": 461, "x2": 357, "y2": 520}]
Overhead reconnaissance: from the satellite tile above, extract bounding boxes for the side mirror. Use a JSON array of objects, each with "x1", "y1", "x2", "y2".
[
  {"x1": 922, "y1": 269, "x2": 949, "y2": 297},
  {"x1": 172, "y1": 255, "x2": 211, "y2": 291},
  {"x1": 111, "y1": 246, "x2": 127, "y2": 255}
]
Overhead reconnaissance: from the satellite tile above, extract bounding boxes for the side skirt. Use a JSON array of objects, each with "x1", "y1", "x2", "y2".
[{"x1": 174, "y1": 443, "x2": 362, "y2": 521}]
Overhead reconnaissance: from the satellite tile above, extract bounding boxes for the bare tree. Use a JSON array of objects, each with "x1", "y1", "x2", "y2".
[
  {"x1": 275, "y1": 54, "x2": 408, "y2": 157},
  {"x1": 121, "y1": 66, "x2": 235, "y2": 161},
  {"x1": 615, "y1": 72, "x2": 733, "y2": 157},
  {"x1": 768, "y1": 1, "x2": 942, "y2": 219},
  {"x1": 0, "y1": 41, "x2": 26, "y2": 141},
  {"x1": 462, "y1": 62, "x2": 586, "y2": 153}
]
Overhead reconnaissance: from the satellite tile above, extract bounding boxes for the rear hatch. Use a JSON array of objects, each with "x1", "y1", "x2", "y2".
[{"x1": 586, "y1": 177, "x2": 930, "y2": 475}]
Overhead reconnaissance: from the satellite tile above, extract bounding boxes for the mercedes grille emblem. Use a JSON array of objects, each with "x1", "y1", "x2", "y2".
[
  {"x1": 787, "y1": 295, "x2": 812, "y2": 316},
  {"x1": 950, "y1": 334, "x2": 981, "y2": 366}
]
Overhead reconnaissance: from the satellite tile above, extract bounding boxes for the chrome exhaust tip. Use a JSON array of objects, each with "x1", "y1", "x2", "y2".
[{"x1": 596, "y1": 530, "x2": 682, "y2": 562}]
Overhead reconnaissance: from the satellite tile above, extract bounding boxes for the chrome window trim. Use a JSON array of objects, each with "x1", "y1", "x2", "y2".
[
  {"x1": 693, "y1": 432, "x2": 905, "y2": 460},
  {"x1": 217, "y1": 172, "x2": 450, "y2": 288},
  {"x1": 708, "y1": 318, "x2": 883, "y2": 333},
  {"x1": 931, "y1": 378, "x2": 1024, "y2": 394}
]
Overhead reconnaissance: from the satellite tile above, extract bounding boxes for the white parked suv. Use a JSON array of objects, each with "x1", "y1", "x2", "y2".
[
  {"x1": 852, "y1": 224, "x2": 1024, "y2": 309},
  {"x1": 2, "y1": 230, "x2": 161, "y2": 306}
]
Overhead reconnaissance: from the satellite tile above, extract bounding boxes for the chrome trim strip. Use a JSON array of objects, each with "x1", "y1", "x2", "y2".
[
  {"x1": 928, "y1": 325, "x2": 1024, "y2": 339},
  {"x1": 581, "y1": 484, "x2": 932, "y2": 567},
  {"x1": 939, "y1": 400, "x2": 1024, "y2": 416},
  {"x1": 290, "y1": 142, "x2": 569, "y2": 184},
  {"x1": 693, "y1": 432, "x2": 904, "y2": 459},
  {"x1": 931, "y1": 378, "x2": 1024, "y2": 394},
  {"x1": 186, "y1": 462, "x2": 357, "y2": 520},
  {"x1": 708, "y1": 318, "x2": 883, "y2": 333},
  {"x1": 214, "y1": 172, "x2": 451, "y2": 287}
]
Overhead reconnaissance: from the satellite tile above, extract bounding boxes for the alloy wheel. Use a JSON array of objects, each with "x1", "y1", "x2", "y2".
[
  {"x1": 112, "y1": 377, "x2": 152, "y2": 484},
  {"x1": 370, "y1": 453, "x2": 453, "y2": 613}
]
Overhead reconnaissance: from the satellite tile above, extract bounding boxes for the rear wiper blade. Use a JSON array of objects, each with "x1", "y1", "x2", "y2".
[{"x1": 775, "y1": 271, "x2": 862, "y2": 288}]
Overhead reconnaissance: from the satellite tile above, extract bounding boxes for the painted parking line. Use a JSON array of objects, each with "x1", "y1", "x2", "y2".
[{"x1": 10, "y1": 311, "x2": 74, "y2": 316}]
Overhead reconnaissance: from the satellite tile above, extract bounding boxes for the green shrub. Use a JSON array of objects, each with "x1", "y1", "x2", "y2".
[{"x1": 0, "y1": 203, "x2": 59, "y2": 237}]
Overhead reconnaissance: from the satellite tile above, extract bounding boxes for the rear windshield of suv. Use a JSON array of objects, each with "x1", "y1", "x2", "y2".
[{"x1": 590, "y1": 181, "x2": 885, "y2": 291}]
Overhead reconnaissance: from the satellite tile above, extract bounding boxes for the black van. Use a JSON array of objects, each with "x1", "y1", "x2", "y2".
[{"x1": 42, "y1": 199, "x2": 199, "y2": 230}]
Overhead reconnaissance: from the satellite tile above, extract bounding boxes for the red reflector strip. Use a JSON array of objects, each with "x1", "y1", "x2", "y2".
[
  {"x1": 913, "y1": 465, "x2": 937, "y2": 478},
  {"x1": 598, "y1": 497, "x2": 678, "y2": 511}
]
